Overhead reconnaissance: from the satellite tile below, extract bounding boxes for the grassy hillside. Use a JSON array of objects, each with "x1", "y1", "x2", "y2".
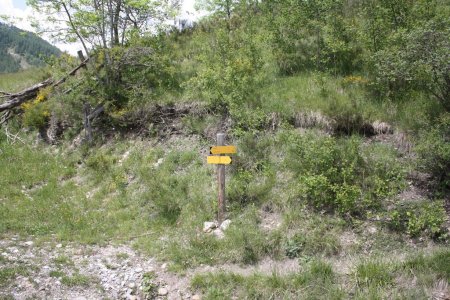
[
  {"x1": 0, "y1": 0, "x2": 449, "y2": 299},
  {"x1": 0, "y1": 22, "x2": 61, "y2": 73}
]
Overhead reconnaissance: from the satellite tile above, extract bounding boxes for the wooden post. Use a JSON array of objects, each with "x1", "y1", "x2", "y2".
[
  {"x1": 83, "y1": 102, "x2": 92, "y2": 142},
  {"x1": 217, "y1": 132, "x2": 226, "y2": 224}
]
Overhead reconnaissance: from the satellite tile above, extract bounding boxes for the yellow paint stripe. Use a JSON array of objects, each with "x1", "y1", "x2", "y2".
[{"x1": 207, "y1": 156, "x2": 232, "y2": 165}]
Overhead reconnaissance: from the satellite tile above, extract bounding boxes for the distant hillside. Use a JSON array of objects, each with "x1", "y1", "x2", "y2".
[{"x1": 0, "y1": 22, "x2": 61, "y2": 73}]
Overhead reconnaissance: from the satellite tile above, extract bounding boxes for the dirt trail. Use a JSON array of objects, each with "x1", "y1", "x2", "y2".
[
  {"x1": 0, "y1": 237, "x2": 195, "y2": 300},
  {"x1": 0, "y1": 235, "x2": 305, "y2": 300}
]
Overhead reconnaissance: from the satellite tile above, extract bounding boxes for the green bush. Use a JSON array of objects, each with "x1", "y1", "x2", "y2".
[
  {"x1": 22, "y1": 101, "x2": 50, "y2": 129},
  {"x1": 184, "y1": 27, "x2": 267, "y2": 132},
  {"x1": 388, "y1": 201, "x2": 447, "y2": 239},
  {"x1": 283, "y1": 132, "x2": 404, "y2": 217},
  {"x1": 228, "y1": 133, "x2": 275, "y2": 208},
  {"x1": 416, "y1": 113, "x2": 450, "y2": 192}
]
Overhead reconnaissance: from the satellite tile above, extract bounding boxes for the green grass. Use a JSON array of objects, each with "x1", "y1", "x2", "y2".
[
  {"x1": 259, "y1": 72, "x2": 443, "y2": 132},
  {"x1": 0, "y1": 68, "x2": 49, "y2": 93},
  {"x1": 61, "y1": 273, "x2": 92, "y2": 287},
  {"x1": 0, "y1": 266, "x2": 29, "y2": 287},
  {"x1": 191, "y1": 260, "x2": 343, "y2": 299},
  {"x1": 356, "y1": 260, "x2": 394, "y2": 287},
  {"x1": 401, "y1": 250, "x2": 450, "y2": 282},
  {"x1": 49, "y1": 270, "x2": 65, "y2": 278},
  {"x1": 260, "y1": 73, "x2": 384, "y2": 121},
  {"x1": 53, "y1": 255, "x2": 74, "y2": 267}
]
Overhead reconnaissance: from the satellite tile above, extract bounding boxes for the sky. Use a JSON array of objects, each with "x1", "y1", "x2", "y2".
[{"x1": 0, "y1": 0, "x2": 200, "y2": 55}]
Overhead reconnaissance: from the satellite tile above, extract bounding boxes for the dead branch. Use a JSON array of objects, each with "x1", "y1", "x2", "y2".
[
  {"x1": 4, "y1": 126, "x2": 25, "y2": 144},
  {"x1": 0, "y1": 58, "x2": 90, "y2": 113},
  {"x1": 0, "y1": 111, "x2": 12, "y2": 125},
  {"x1": 0, "y1": 78, "x2": 54, "y2": 112}
]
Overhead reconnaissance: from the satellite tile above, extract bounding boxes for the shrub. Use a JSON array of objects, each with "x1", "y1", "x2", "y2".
[
  {"x1": 282, "y1": 132, "x2": 406, "y2": 217},
  {"x1": 388, "y1": 201, "x2": 447, "y2": 239},
  {"x1": 416, "y1": 113, "x2": 450, "y2": 192},
  {"x1": 228, "y1": 133, "x2": 275, "y2": 208},
  {"x1": 21, "y1": 87, "x2": 52, "y2": 129}
]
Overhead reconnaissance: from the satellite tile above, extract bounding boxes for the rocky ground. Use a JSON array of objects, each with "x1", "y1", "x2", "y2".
[{"x1": 0, "y1": 237, "x2": 200, "y2": 300}]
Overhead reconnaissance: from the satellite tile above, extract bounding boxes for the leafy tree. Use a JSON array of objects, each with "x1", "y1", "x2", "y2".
[
  {"x1": 372, "y1": 19, "x2": 450, "y2": 108},
  {"x1": 27, "y1": 0, "x2": 180, "y2": 55}
]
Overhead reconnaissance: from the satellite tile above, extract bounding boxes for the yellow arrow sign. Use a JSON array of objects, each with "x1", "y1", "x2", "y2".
[
  {"x1": 207, "y1": 156, "x2": 232, "y2": 165},
  {"x1": 210, "y1": 145, "x2": 237, "y2": 155}
]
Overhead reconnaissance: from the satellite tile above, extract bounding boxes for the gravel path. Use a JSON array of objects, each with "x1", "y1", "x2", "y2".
[{"x1": 0, "y1": 237, "x2": 198, "y2": 300}]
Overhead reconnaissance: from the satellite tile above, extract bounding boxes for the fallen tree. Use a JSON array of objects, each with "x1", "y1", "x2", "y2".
[{"x1": 0, "y1": 58, "x2": 90, "y2": 113}]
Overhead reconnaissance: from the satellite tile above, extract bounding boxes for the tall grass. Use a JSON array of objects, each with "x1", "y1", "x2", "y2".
[{"x1": 0, "y1": 68, "x2": 49, "y2": 93}]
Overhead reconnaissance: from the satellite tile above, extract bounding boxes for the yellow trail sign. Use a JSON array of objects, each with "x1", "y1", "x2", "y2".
[
  {"x1": 210, "y1": 145, "x2": 237, "y2": 155},
  {"x1": 207, "y1": 156, "x2": 232, "y2": 165}
]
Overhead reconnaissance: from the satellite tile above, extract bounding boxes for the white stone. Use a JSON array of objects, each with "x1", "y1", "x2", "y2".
[
  {"x1": 128, "y1": 282, "x2": 136, "y2": 289},
  {"x1": 153, "y1": 158, "x2": 164, "y2": 167},
  {"x1": 367, "y1": 226, "x2": 377, "y2": 234},
  {"x1": 135, "y1": 267, "x2": 143, "y2": 273},
  {"x1": 24, "y1": 241, "x2": 34, "y2": 246},
  {"x1": 212, "y1": 229, "x2": 224, "y2": 239},
  {"x1": 203, "y1": 222, "x2": 217, "y2": 233},
  {"x1": 158, "y1": 287, "x2": 168, "y2": 296},
  {"x1": 56, "y1": 244, "x2": 63, "y2": 248},
  {"x1": 219, "y1": 219, "x2": 231, "y2": 231},
  {"x1": 161, "y1": 263, "x2": 167, "y2": 270},
  {"x1": 192, "y1": 295, "x2": 201, "y2": 300}
]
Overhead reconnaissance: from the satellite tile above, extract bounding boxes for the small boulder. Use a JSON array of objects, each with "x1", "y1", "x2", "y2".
[
  {"x1": 203, "y1": 222, "x2": 217, "y2": 233},
  {"x1": 213, "y1": 229, "x2": 224, "y2": 239},
  {"x1": 158, "y1": 287, "x2": 168, "y2": 296},
  {"x1": 220, "y1": 220, "x2": 231, "y2": 231}
]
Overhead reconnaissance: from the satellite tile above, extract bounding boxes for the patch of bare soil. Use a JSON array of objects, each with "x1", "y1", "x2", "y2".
[
  {"x1": 0, "y1": 237, "x2": 197, "y2": 300},
  {"x1": 0, "y1": 236, "x2": 301, "y2": 300}
]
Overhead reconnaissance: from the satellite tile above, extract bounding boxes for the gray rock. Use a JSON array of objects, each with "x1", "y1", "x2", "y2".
[
  {"x1": 212, "y1": 229, "x2": 224, "y2": 239},
  {"x1": 220, "y1": 220, "x2": 231, "y2": 231},
  {"x1": 158, "y1": 287, "x2": 168, "y2": 296},
  {"x1": 203, "y1": 222, "x2": 217, "y2": 233}
]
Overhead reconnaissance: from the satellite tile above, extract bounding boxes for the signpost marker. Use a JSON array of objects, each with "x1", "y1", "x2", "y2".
[
  {"x1": 217, "y1": 133, "x2": 226, "y2": 224},
  {"x1": 207, "y1": 133, "x2": 236, "y2": 225}
]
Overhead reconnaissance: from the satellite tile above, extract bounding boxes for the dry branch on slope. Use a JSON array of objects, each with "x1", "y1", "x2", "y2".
[{"x1": 0, "y1": 58, "x2": 90, "y2": 113}]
